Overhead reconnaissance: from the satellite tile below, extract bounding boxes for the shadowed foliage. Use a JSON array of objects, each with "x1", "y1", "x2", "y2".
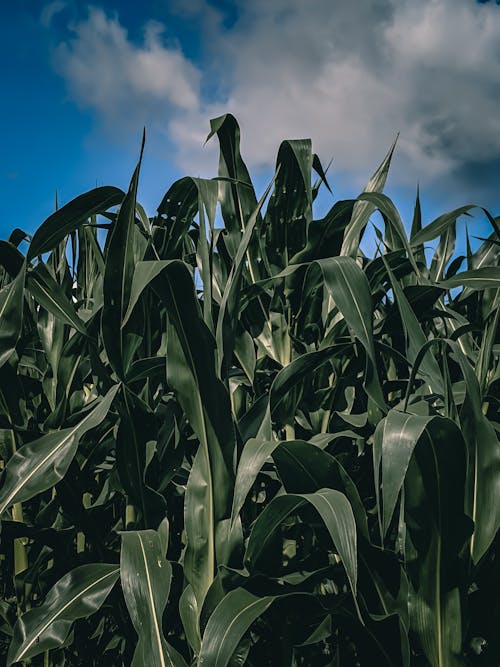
[{"x1": 0, "y1": 115, "x2": 499, "y2": 666}]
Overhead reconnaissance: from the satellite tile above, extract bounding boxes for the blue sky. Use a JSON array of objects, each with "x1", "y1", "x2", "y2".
[{"x1": 2, "y1": 0, "x2": 499, "y2": 247}]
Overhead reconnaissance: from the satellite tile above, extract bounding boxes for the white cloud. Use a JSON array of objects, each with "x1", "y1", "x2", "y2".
[
  {"x1": 53, "y1": 1, "x2": 500, "y2": 198},
  {"x1": 41, "y1": 1, "x2": 66, "y2": 28},
  {"x1": 54, "y1": 8, "x2": 201, "y2": 132}
]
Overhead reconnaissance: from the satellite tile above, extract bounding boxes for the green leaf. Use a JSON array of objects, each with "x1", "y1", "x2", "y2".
[
  {"x1": 28, "y1": 186, "x2": 124, "y2": 260},
  {"x1": 410, "y1": 205, "x2": 473, "y2": 246},
  {"x1": 231, "y1": 438, "x2": 279, "y2": 527},
  {"x1": 216, "y1": 177, "x2": 275, "y2": 376},
  {"x1": 120, "y1": 530, "x2": 173, "y2": 667},
  {"x1": 122, "y1": 260, "x2": 173, "y2": 327},
  {"x1": 206, "y1": 114, "x2": 259, "y2": 259},
  {"x1": 341, "y1": 136, "x2": 398, "y2": 257},
  {"x1": 179, "y1": 584, "x2": 201, "y2": 653},
  {"x1": 245, "y1": 489, "x2": 357, "y2": 601},
  {"x1": 183, "y1": 443, "x2": 216, "y2": 610},
  {"x1": 373, "y1": 411, "x2": 464, "y2": 540},
  {"x1": 290, "y1": 200, "x2": 354, "y2": 264},
  {"x1": 102, "y1": 133, "x2": 146, "y2": 378},
  {"x1": 160, "y1": 261, "x2": 236, "y2": 482},
  {"x1": 439, "y1": 266, "x2": 500, "y2": 290},
  {"x1": 116, "y1": 388, "x2": 167, "y2": 529},
  {"x1": 269, "y1": 344, "x2": 345, "y2": 428},
  {"x1": 124, "y1": 259, "x2": 235, "y2": 610},
  {"x1": 272, "y1": 440, "x2": 369, "y2": 539},
  {"x1": 192, "y1": 177, "x2": 218, "y2": 332},
  {"x1": 430, "y1": 221, "x2": 456, "y2": 282},
  {"x1": 382, "y1": 257, "x2": 443, "y2": 396},
  {"x1": 405, "y1": 338, "x2": 500, "y2": 562},
  {"x1": 0, "y1": 261, "x2": 25, "y2": 368},
  {"x1": 125, "y1": 356, "x2": 166, "y2": 383},
  {"x1": 198, "y1": 588, "x2": 274, "y2": 667},
  {"x1": 314, "y1": 257, "x2": 386, "y2": 411},
  {"x1": 404, "y1": 413, "x2": 471, "y2": 667},
  {"x1": 0, "y1": 384, "x2": 119, "y2": 514},
  {"x1": 301, "y1": 489, "x2": 358, "y2": 599},
  {"x1": 27, "y1": 263, "x2": 87, "y2": 336},
  {"x1": 152, "y1": 177, "x2": 199, "y2": 260},
  {"x1": 7, "y1": 564, "x2": 119, "y2": 665},
  {"x1": 357, "y1": 192, "x2": 418, "y2": 273},
  {"x1": 265, "y1": 139, "x2": 313, "y2": 269},
  {"x1": 0, "y1": 240, "x2": 25, "y2": 277},
  {"x1": 447, "y1": 341, "x2": 500, "y2": 563},
  {"x1": 233, "y1": 330, "x2": 256, "y2": 383}
]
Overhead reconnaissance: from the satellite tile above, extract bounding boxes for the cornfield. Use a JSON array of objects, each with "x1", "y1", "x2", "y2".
[{"x1": 0, "y1": 115, "x2": 499, "y2": 666}]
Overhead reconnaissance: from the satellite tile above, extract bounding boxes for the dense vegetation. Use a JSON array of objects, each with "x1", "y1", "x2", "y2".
[{"x1": 0, "y1": 115, "x2": 499, "y2": 666}]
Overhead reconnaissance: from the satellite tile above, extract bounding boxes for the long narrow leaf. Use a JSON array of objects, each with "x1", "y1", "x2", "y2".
[
  {"x1": 0, "y1": 261, "x2": 25, "y2": 368},
  {"x1": 27, "y1": 263, "x2": 87, "y2": 336},
  {"x1": 28, "y1": 186, "x2": 124, "y2": 260},
  {"x1": 439, "y1": 266, "x2": 500, "y2": 290},
  {"x1": 340, "y1": 136, "x2": 397, "y2": 257},
  {"x1": 245, "y1": 489, "x2": 357, "y2": 601},
  {"x1": 0, "y1": 384, "x2": 119, "y2": 514},
  {"x1": 102, "y1": 133, "x2": 145, "y2": 378},
  {"x1": 231, "y1": 438, "x2": 279, "y2": 527},
  {"x1": 120, "y1": 530, "x2": 173, "y2": 667},
  {"x1": 315, "y1": 257, "x2": 386, "y2": 410},
  {"x1": 7, "y1": 564, "x2": 119, "y2": 665},
  {"x1": 198, "y1": 588, "x2": 274, "y2": 667}
]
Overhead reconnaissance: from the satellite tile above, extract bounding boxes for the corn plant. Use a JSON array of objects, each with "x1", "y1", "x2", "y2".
[{"x1": 0, "y1": 115, "x2": 499, "y2": 666}]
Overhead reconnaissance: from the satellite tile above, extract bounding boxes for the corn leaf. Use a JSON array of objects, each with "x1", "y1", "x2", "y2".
[
  {"x1": 0, "y1": 384, "x2": 119, "y2": 514},
  {"x1": 120, "y1": 530, "x2": 173, "y2": 667},
  {"x1": 7, "y1": 564, "x2": 119, "y2": 665},
  {"x1": 28, "y1": 186, "x2": 124, "y2": 260}
]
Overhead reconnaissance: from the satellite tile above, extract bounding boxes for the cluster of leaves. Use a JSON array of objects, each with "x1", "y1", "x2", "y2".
[{"x1": 0, "y1": 115, "x2": 499, "y2": 666}]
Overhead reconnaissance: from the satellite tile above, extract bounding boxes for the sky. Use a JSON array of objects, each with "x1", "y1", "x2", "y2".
[{"x1": 2, "y1": 0, "x2": 500, "y2": 246}]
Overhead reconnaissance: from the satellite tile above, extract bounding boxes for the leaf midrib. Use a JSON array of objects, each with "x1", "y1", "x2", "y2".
[{"x1": 15, "y1": 569, "x2": 118, "y2": 662}]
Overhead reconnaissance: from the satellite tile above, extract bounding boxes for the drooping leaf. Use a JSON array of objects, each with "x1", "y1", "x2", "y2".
[
  {"x1": 357, "y1": 192, "x2": 418, "y2": 273},
  {"x1": 206, "y1": 114, "x2": 260, "y2": 260},
  {"x1": 0, "y1": 384, "x2": 119, "y2": 514},
  {"x1": 7, "y1": 564, "x2": 119, "y2": 665},
  {"x1": 245, "y1": 489, "x2": 358, "y2": 601},
  {"x1": 28, "y1": 186, "x2": 124, "y2": 260},
  {"x1": 0, "y1": 240, "x2": 25, "y2": 277},
  {"x1": 272, "y1": 439, "x2": 369, "y2": 539},
  {"x1": 269, "y1": 344, "x2": 345, "y2": 428},
  {"x1": 151, "y1": 177, "x2": 199, "y2": 260},
  {"x1": 122, "y1": 260, "x2": 174, "y2": 327},
  {"x1": 411, "y1": 206, "x2": 473, "y2": 246},
  {"x1": 290, "y1": 200, "x2": 354, "y2": 264},
  {"x1": 27, "y1": 262, "x2": 87, "y2": 336},
  {"x1": 198, "y1": 588, "x2": 274, "y2": 667},
  {"x1": 373, "y1": 411, "x2": 465, "y2": 541}
]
